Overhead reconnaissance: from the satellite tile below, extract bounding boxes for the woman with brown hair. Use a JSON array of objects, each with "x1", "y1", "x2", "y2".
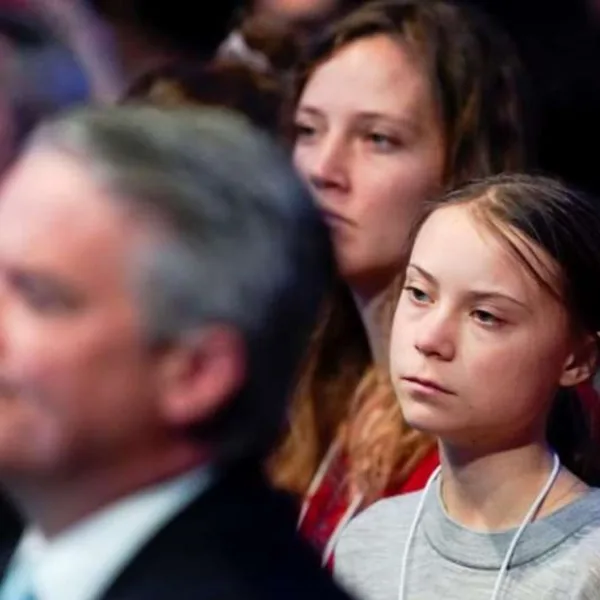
[{"x1": 275, "y1": 0, "x2": 530, "y2": 563}]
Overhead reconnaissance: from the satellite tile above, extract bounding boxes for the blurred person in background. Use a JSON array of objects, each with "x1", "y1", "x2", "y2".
[
  {"x1": 278, "y1": 0, "x2": 530, "y2": 563},
  {"x1": 219, "y1": 0, "x2": 363, "y2": 73},
  {"x1": 243, "y1": 0, "x2": 362, "y2": 38},
  {"x1": 82, "y1": 0, "x2": 241, "y2": 88},
  {"x1": 0, "y1": 6, "x2": 89, "y2": 172},
  {"x1": 121, "y1": 59, "x2": 284, "y2": 137},
  {"x1": 0, "y1": 106, "x2": 353, "y2": 600},
  {"x1": 25, "y1": 0, "x2": 244, "y2": 98}
]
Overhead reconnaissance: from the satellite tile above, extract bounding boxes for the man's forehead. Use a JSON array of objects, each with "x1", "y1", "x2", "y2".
[
  {"x1": 0, "y1": 151, "x2": 156, "y2": 294},
  {"x1": 0, "y1": 151, "x2": 139, "y2": 247}
]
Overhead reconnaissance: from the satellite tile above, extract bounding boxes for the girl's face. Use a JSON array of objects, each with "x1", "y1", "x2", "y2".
[
  {"x1": 390, "y1": 203, "x2": 594, "y2": 451},
  {"x1": 293, "y1": 34, "x2": 445, "y2": 296}
]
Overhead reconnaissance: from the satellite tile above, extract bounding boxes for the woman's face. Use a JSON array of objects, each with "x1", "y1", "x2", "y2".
[{"x1": 293, "y1": 34, "x2": 445, "y2": 296}]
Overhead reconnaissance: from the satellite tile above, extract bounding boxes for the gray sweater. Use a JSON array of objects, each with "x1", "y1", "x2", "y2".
[{"x1": 335, "y1": 486, "x2": 600, "y2": 600}]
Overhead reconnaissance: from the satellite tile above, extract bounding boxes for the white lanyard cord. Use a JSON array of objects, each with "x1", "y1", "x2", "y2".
[
  {"x1": 297, "y1": 439, "x2": 342, "y2": 528},
  {"x1": 398, "y1": 453, "x2": 561, "y2": 600},
  {"x1": 297, "y1": 438, "x2": 365, "y2": 566},
  {"x1": 321, "y1": 492, "x2": 364, "y2": 567}
]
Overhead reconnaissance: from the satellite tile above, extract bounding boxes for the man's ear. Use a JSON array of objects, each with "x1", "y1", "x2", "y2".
[
  {"x1": 559, "y1": 333, "x2": 598, "y2": 388},
  {"x1": 155, "y1": 324, "x2": 247, "y2": 427}
]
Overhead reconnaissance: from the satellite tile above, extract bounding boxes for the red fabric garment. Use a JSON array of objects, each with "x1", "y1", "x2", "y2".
[
  {"x1": 298, "y1": 445, "x2": 351, "y2": 559},
  {"x1": 299, "y1": 447, "x2": 439, "y2": 564},
  {"x1": 395, "y1": 447, "x2": 441, "y2": 494}
]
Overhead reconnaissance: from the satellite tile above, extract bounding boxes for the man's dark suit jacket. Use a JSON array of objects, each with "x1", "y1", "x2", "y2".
[{"x1": 0, "y1": 464, "x2": 356, "y2": 600}]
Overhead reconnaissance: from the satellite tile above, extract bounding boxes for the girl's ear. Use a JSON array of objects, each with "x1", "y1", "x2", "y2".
[{"x1": 560, "y1": 333, "x2": 598, "y2": 388}]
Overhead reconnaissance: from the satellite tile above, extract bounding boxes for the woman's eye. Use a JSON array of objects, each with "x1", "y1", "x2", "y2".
[
  {"x1": 404, "y1": 286, "x2": 431, "y2": 304},
  {"x1": 294, "y1": 121, "x2": 317, "y2": 140},
  {"x1": 364, "y1": 131, "x2": 400, "y2": 152}
]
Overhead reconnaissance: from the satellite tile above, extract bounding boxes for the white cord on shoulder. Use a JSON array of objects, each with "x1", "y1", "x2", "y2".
[
  {"x1": 297, "y1": 439, "x2": 342, "y2": 528},
  {"x1": 489, "y1": 452, "x2": 560, "y2": 600},
  {"x1": 397, "y1": 464, "x2": 442, "y2": 600},
  {"x1": 321, "y1": 491, "x2": 365, "y2": 567},
  {"x1": 398, "y1": 453, "x2": 561, "y2": 600},
  {"x1": 297, "y1": 438, "x2": 366, "y2": 566}
]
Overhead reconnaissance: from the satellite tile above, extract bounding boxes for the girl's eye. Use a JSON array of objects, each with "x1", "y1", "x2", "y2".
[{"x1": 471, "y1": 309, "x2": 504, "y2": 328}]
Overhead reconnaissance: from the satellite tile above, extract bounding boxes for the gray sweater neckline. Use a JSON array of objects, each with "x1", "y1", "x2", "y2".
[{"x1": 421, "y1": 483, "x2": 600, "y2": 570}]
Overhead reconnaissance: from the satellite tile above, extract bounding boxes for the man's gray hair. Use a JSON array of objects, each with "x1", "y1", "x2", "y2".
[{"x1": 28, "y1": 106, "x2": 334, "y2": 463}]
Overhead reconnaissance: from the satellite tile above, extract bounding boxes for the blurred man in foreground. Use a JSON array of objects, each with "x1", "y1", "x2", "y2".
[{"x1": 0, "y1": 106, "x2": 351, "y2": 600}]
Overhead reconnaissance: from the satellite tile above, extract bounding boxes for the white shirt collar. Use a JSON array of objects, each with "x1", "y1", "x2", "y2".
[{"x1": 6, "y1": 467, "x2": 212, "y2": 600}]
